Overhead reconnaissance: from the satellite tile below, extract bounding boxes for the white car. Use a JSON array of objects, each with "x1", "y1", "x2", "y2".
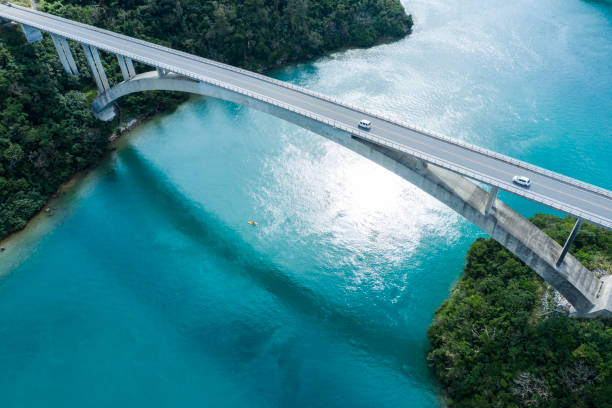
[
  {"x1": 358, "y1": 119, "x2": 372, "y2": 130},
  {"x1": 513, "y1": 175, "x2": 532, "y2": 187}
]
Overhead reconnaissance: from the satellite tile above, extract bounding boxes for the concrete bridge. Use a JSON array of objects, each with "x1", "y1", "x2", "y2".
[{"x1": 2, "y1": 2, "x2": 611, "y2": 317}]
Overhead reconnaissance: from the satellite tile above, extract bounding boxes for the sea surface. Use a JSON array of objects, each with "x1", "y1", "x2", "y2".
[{"x1": 1, "y1": 0, "x2": 611, "y2": 406}]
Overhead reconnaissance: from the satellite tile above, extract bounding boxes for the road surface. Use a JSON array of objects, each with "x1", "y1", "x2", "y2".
[{"x1": 1, "y1": 2, "x2": 610, "y2": 229}]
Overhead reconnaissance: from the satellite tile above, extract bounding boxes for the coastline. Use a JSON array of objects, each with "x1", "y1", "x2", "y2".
[
  {"x1": 427, "y1": 215, "x2": 612, "y2": 407},
  {"x1": 0, "y1": 112, "x2": 149, "y2": 251},
  {"x1": 0, "y1": 104, "x2": 170, "y2": 280}
]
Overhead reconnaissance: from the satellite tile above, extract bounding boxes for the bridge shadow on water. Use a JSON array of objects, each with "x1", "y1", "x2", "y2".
[{"x1": 115, "y1": 146, "x2": 434, "y2": 383}]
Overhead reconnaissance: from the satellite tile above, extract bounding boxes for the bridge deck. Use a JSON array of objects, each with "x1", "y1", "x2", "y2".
[{"x1": 1, "y1": 3, "x2": 610, "y2": 229}]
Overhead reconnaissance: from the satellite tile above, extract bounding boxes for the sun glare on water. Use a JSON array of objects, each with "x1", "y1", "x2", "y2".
[{"x1": 257, "y1": 129, "x2": 463, "y2": 282}]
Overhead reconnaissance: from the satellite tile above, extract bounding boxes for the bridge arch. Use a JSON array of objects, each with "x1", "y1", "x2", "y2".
[{"x1": 92, "y1": 71, "x2": 611, "y2": 317}]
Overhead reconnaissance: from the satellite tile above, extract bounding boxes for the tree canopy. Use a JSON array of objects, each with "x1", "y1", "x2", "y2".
[{"x1": 427, "y1": 214, "x2": 612, "y2": 407}]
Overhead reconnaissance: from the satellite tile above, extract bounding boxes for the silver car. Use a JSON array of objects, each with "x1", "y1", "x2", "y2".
[{"x1": 513, "y1": 175, "x2": 532, "y2": 187}]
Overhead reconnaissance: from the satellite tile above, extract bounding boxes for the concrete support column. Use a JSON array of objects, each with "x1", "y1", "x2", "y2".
[
  {"x1": 125, "y1": 57, "x2": 136, "y2": 78},
  {"x1": 484, "y1": 186, "x2": 498, "y2": 215},
  {"x1": 50, "y1": 34, "x2": 72, "y2": 74},
  {"x1": 82, "y1": 44, "x2": 104, "y2": 91},
  {"x1": 60, "y1": 37, "x2": 78, "y2": 74},
  {"x1": 91, "y1": 46, "x2": 110, "y2": 90},
  {"x1": 20, "y1": 24, "x2": 42, "y2": 43},
  {"x1": 557, "y1": 219, "x2": 583, "y2": 267},
  {"x1": 82, "y1": 44, "x2": 109, "y2": 92},
  {"x1": 415, "y1": 158, "x2": 425, "y2": 172},
  {"x1": 117, "y1": 55, "x2": 131, "y2": 81},
  {"x1": 156, "y1": 67, "x2": 169, "y2": 77}
]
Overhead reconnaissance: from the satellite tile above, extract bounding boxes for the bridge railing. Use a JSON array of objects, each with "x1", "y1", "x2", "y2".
[
  {"x1": 4, "y1": 2, "x2": 611, "y2": 201},
  {"x1": 3, "y1": 3, "x2": 610, "y2": 228},
  {"x1": 213, "y1": 67, "x2": 612, "y2": 201},
  {"x1": 119, "y1": 37, "x2": 612, "y2": 201},
  {"x1": 69, "y1": 30, "x2": 609, "y2": 230},
  {"x1": 181, "y1": 71, "x2": 611, "y2": 229}
]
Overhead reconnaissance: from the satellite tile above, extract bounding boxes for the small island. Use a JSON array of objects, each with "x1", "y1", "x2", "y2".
[{"x1": 427, "y1": 214, "x2": 612, "y2": 407}]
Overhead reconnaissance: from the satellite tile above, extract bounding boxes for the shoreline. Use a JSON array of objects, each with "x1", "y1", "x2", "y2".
[
  {"x1": 0, "y1": 109, "x2": 160, "y2": 278},
  {"x1": 0, "y1": 112, "x2": 150, "y2": 249}
]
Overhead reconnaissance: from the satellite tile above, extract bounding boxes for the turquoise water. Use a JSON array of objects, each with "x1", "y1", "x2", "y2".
[{"x1": 1, "y1": 0, "x2": 611, "y2": 406}]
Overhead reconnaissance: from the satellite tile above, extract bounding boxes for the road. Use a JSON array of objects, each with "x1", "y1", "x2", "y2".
[{"x1": 1, "y1": 2, "x2": 611, "y2": 229}]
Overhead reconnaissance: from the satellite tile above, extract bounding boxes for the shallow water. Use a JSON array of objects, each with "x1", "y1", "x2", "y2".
[{"x1": 0, "y1": 0, "x2": 611, "y2": 406}]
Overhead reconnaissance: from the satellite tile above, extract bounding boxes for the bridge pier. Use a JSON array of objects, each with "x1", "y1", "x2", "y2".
[
  {"x1": 50, "y1": 34, "x2": 70, "y2": 74},
  {"x1": 92, "y1": 104, "x2": 116, "y2": 121},
  {"x1": 20, "y1": 23, "x2": 41, "y2": 43},
  {"x1": 556, "y1": 219, "x2": 583, "y2": 267},
  {"x1": 415, "y1": 158, "x2": 425, "y2": 172},
  {"x1": 117, "y1": 54, "x2": 130, "y2": 81},
  {"x1": 117, "y1": 54, "x2": 135, "y2": 82},
  {"x1": 82, "y1": 44, "x2": 109, "y2": 92},
  {"x1": 484, "y1": 186, "x2": 498, "y2": 215},
  {"x1": 50, "y1": 34, "x2": 78, "y2": 75},
  {"x1": 126, "y1": 57, "x2": 136, "y2": 78},
  {"x1": 60, "y1": 37, "x2": 78, "y2": 74}
]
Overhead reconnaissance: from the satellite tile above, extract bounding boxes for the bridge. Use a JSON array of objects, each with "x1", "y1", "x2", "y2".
[{"x1": 2, "y1": 2, "x2": 611, "y2": 317}]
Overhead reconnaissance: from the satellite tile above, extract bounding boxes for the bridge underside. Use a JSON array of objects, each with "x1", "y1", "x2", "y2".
[{"x1": 92, "y1": 72, "x2": 612, "y2": 318}]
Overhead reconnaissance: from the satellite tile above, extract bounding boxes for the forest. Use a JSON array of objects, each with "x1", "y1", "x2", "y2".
[
  {"x1": 428, "y1": 214, "x2": 612, "y2": 407},
  {"x1": 0, "y1": 0, "x2": 413, "y2": 238}
]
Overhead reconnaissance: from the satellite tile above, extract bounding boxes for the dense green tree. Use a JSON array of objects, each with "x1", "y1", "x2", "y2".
[
  {"x1": 0, "y1": 26, "x2": 112, "y2": 236},
  {"x1": 40, "y1": 0, "x2": 413, "y2": 70},
  {"x1": 428, "y1": 215, "x2": 612, "y2": 407}
]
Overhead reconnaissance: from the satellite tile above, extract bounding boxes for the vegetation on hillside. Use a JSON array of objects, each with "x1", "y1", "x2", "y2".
[
  {"x1": 0, "y1": 26, "x2": 109, "y2": 236},
  {"x1": 427, "y1": 214, "x2": 612, "y2": 407},
  {"x1": 0, "y1": 0, "x2": 413, "y2": 239},
  {"x1": 40, "y1": 0, "x2": 412, "y2": 70}
]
